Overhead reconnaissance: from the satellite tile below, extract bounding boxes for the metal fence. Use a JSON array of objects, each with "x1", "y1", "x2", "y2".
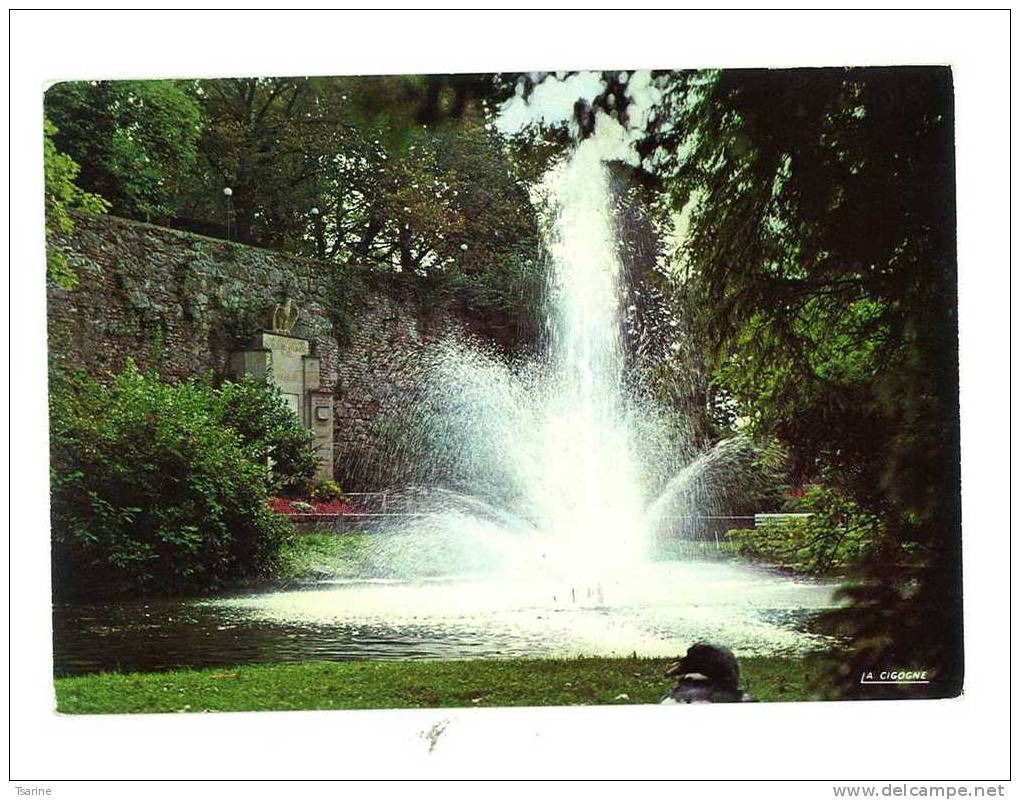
[{"x1": 291, "y1": 492, "x2": 810, "y2": 549}]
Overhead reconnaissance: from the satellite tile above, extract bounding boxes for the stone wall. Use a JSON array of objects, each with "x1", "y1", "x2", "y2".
[
  {"x1": 331, "y1": 285, "x2": 514, "y2": 490},
  {"x1": 48, "y1": 214, "x2": 521, "y2": 489},
  {"x1": 48, "y1": 213, "x2": 339, "y2": 392}
]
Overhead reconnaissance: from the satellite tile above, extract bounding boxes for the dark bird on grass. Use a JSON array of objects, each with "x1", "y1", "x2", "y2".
[{"x1": 661, "y1": 642, "x2": 753, "y2": 704}]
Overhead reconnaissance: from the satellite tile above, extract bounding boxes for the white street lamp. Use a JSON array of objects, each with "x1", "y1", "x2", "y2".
[
  {"x1": 223, "y1": 187, "x2": 234, "y2": 240},
  {"x1": 310, "y1": 207, "x2": 324, "y2": 258}
]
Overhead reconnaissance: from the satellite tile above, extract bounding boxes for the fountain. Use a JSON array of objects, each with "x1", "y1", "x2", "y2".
[{"x1": 194, "y1": 128, "x2": 841, "y2": 667}]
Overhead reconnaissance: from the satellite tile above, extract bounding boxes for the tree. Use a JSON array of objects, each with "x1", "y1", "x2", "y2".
[
  {"x1": 44, "y1": 80, "x2": 202, "y2": 221},
  {"x1": 279, "y1": 101, "x2": 543, "y2": 332},
  {"x1": 646, "y1": 67, "x2": 960, "y2": 697},
  {"x1": 312, "y1": 124, "x2": 537, "y2": 273},
  {"x1": 190, "y1": 75, "x2": 537, "y2": 275},
  {"x1": 43, "y1": 117, "x2": 110, "y2": 289},
  {"x1": 183, "y1": 77, "x2": 350, "y2": 245}
]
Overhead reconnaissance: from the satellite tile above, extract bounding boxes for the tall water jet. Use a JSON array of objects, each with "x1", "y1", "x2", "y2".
[{"x1": 531, "y1": 133, "x2": 649, "y2": 576}]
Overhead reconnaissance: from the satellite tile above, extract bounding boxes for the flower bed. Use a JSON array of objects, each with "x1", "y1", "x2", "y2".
[{"x1": 271, "y1": 497, "x2": 354, "y2": 519}]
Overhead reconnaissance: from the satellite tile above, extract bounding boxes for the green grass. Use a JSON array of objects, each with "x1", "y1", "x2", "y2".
[
  {"x1": 272, "y1": 531, "x2": 517, "y2": 582},
  {"x1": 273, "y1": 532, "x2": 372, "y2": 582},
  {"x1": 54, "y1": 655, "x2": 832, "y2": 714}
]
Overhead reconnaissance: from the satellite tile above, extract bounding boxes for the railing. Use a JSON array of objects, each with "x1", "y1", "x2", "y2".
[
  {"x1": 754, "y1": 512, "x2": 813, "y2": 527},
  {"x1": 287, "y1": 494, "x2": 796, "y2": 550}
]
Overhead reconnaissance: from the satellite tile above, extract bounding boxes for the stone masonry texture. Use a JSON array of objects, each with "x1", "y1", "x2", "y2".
[{"x1": 47, "y1": 213, "x2": 520, "y2": 490}]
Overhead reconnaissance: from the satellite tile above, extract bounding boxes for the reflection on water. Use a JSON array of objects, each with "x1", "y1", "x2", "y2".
[{"x1": 52, "y1": 559, "x2": 840, "y2": 676}]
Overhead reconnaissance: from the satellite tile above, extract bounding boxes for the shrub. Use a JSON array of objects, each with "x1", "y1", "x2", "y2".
[
  {"x1": 727, "y1": 484, "x2": 884, "y2": 574},
  {"x1": 49, "y1": 363, "x2": 306, "y2": 599},
  {"x1": 44, "y1": 117, "x2": 110, "y2": 289},
  {"x1": 309, "y1": 479, "x2": 346, "y2": 503},
  {"x1": 215, "y1": 375, "x2": 318, "y2": 495}
]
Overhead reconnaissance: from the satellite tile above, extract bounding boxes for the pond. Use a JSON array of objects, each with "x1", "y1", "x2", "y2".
[{"x1": 52, "y1": 559, "x2": 840, "y2": 676}]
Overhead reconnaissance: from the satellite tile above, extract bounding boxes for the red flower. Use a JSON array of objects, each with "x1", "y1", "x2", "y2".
[{"x1": 269, "y1": 496, "x2": 353, "y2": 516}]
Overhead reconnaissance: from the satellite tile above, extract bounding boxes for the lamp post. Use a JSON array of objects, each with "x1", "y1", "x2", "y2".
[
  {"x1": 223, "y1": 187, "x2": 233, "y2": 241},
  {"x1": 310, "y1": 206, "x2": 325, "y2": 259}
]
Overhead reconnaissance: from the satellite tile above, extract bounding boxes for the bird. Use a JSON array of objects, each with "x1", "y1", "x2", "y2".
[{"x1": 661, "y1": 642, "x2": 753, "y2": 704}]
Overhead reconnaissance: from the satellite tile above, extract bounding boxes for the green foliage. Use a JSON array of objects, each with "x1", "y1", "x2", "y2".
[
  {"x1": 309, "y1": 479, "x2": 346, "y2": 503},
  {"x1": 181, "y1": 77, "x2": 347, "y2": 244},
  {"x1": 650, "y1": 67, "x2": 957, "y2": 505},
  {"x1": 298, "y1": 114, "x2": 541, "y2": 303},
  {"x1": 728, "y1": 484, "x2": 884, "y2": 574},
  {"x1": 45, "y1": 80, "x2": 202, "y2": 220},
  {"x1": 444, "y1": 245, "x2": 544, "y2": 337},
  {"x1": 633, "y1": 67, "x2": 961, "y2": 692},
  {"x1": 325, "y1": 259, "x2": 369, "y2": 347},
  {"x1": 275, "y1": 532, "x2": 369, "y2": 583},
  {"x1": 43, "y1": 117, "x2": 110, "y2": 289},
  {"x1": 274, "y1": 530, "x2": 496, "y2": 583},
  {"x1": 48, "y1": 363, "x2": 313, "y2": 599},
  {"x1": 215, "y1": 376, "x2": 318, "y2": 495}
]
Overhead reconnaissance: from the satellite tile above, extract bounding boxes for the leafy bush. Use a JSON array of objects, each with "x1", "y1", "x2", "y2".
[
  {"x1": 49, "y1": 363, "x2": 312, "y2": 599},
  {"x1": 45, "y1": 81, "x2": 202, "y2": 220},
  {"x1": 44, "y1": 117, "x2": 110, "y2": 289},
  {"x1": 449, "y1": 246, "x2": 544, "y2": 335},
  {"x1": 215, "y1": 376, "x2": 317, "y2": 495},
  {"x1": 727, "y1": 484, "x2": 884, "y2": 574},
  {"x1": 309, "y1": 479, "x2": 346, "y2": 503}
]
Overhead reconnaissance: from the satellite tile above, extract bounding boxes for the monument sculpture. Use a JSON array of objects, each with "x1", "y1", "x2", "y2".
[{"x1": 271, "y1": 298, "x2": 298, "y2": 334}]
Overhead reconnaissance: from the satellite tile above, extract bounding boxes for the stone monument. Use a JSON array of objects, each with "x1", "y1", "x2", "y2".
[{"x1": 230, "y1": 300, "x2": 334, "y2": 482}]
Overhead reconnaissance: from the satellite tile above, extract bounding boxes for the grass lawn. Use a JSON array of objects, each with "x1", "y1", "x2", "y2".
[
  {"x1": 273, "y1": 531, "x2": 372, "y2": 582},
  {"x1": 54, "y1": 655, "x2": 833, "y2": 714},
  {"x1": 272, "y1": 531, "x2": 531, "y2": 582}
]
